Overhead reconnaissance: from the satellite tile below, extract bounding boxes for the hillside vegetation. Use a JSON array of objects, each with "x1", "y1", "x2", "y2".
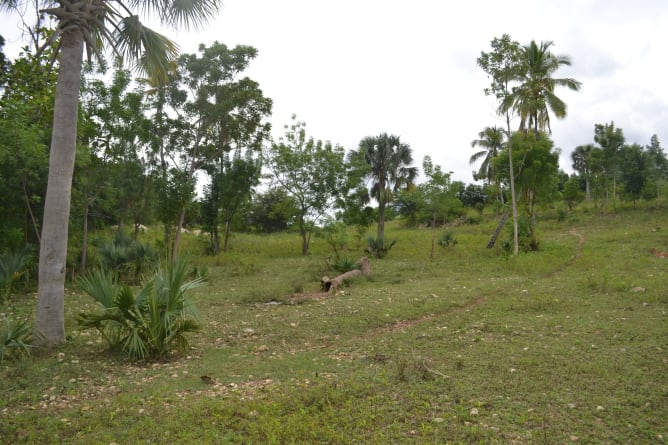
[{"x1": 1, "y1": 207, "x2": 667, "y2": 444}]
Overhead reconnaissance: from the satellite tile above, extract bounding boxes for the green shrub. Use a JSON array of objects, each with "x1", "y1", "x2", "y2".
[
  {"x1": 0, "y1": 246, "x2": 33, "y2": 304},
  {"x1": 77, "y1": 258, "x2": 204, "y2": 361},
  {"x1": 95, "y1": 232, "x2": 157, "y2": 284},
  {"x1": 0, "y1": 315, "x2": 33, "y2": 363},
  {"x1": 365, "y1": 236, "x2": 396, "y2": 259},
  {"x1": 437, "y1": 232, "x2": 458, "y2": 248},
  {"x1": 328, "y1": 256, "x2": 361, "y2": 274}
]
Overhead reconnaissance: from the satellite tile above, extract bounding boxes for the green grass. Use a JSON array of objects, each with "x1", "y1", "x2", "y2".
[{"x1": 1, "y1": 207, "x2": 667, "y2": 444}]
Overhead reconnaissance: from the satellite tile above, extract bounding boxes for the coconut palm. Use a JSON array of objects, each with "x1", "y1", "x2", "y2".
[
  {"x1": 0, "y1": 0, "x2": 222, "y2": 347},
  {"x1": 352, "y1": 133, "x2": 417, "y2": 240},
  {"x1": 470, "y1": 126, "x2": 505, "y2": 183},
  {"x1": 502, "y1": 40, "x2": 581, "y2": 134}
]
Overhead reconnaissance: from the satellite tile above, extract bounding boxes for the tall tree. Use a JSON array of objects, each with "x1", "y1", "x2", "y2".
[
  {"x1": 265, "y1": 115, "x2": 347, "y2": 255},
  {"x1": 155, "y1": 42, "x2": 270, "y2": 261},
  {"x1": 644, "y1": 134, "x2": 667, "y2": 204},
  {"x1": 0, "y1": 0, "x2": 223, "y2": 347},
  {"x1": 571, "y1": 144, "x2": 597, "y2": 201},
  {"x1": 477, "y1": 35, "x2": 523, "y2": 255},
  {"x1": 594, "y1": 121, "x2": 625, "y2": 209},
  {"x1": 502, "y1": 40, "x2": 582, "y2": 134},
  {"x1": 350, "y1": 133, "x2": 417, "y2": 240}
]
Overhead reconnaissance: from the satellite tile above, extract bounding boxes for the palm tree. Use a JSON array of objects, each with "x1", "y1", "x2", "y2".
[
  {"x1": 502, "y1": 40, "x2": 581, "y2": 134},
  {"x1": 0, "y1": 0, "x2": 222, "y2": 348},
  {"x1": 571, "y1": 144, "x2": 597, "y2": 200},
  {"x1": 470, "y1": 126, "x2": 505, "y2": 183},
  {"x1": 353, "y1": 133, "x2": 417, "y2": 240}
]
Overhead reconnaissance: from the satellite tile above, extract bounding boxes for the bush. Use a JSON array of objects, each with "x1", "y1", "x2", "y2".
[
  {"x1": 95, "y1": 232, "x2": 157, "y2": 284},
  {"x1": 365, "y1": 236, "x2": 396, "y2": 259},
  {"x1": 0, "y1": 246, "x2": 33, "y2": 304},
  {"x1": 77, "y1": 258, "x2": 204, "y2": 361},
  {"x1": 0, "y1": 315, "x2": 33, "y2": 363},
  {"x1": 438, "y1": 232, "x2": 458, "y2": 248},
  {"x1": 328, "y1": 256, "x2": 361, "y2": 274}
]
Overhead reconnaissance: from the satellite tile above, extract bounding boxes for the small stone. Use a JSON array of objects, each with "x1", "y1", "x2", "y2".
[
  {"x1": 469, "y1": 407, "x2": 479, "y2": 416},
  {"x1": 596, "y1": 405, "x2": 604, "y2": 411},
  {"x1": 432, "y1": 417, "x2": 445, "y2": 423}
]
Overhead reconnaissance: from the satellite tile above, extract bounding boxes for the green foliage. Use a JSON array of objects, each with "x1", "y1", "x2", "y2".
[
  {"x1": 265, "y1": 115, "x2": 348, "y2": 255},
  {"x1": 0, "y1": 246, "x2": 33, "y2": 304},
  {"x1": 351, "y1": 133, "x2": 418, "y2": 240},
  {"x1": 502, "y1": 215, "x2": 538, "y2": 253},
  {"x1": 562, "y1": 176, "x2": 584, "y2": 210},
  {"x1": 327, "y1": 256, "x2": 361, "y2": 274},
  {"x1": 95, "y1": 232, "x2": 157, "y2": 284},
  {"x1": 0, "y1": 315, "x2": 33, "y2": 363},
  {"x1": 365, "y1": 236, "x2": 397, "y2": 259},
  {"x1": 437, "y1": 232, "x2": 458, "y2": 248},
  {"x1": 77, "y1": 258, "x2": 204, "y2": 361}
]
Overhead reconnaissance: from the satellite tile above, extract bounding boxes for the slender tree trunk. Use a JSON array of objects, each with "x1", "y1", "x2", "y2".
[
  {"x1": 212, "y1": 223, "x2": 221, "y2": 254},
  {"x1": 430, "y1": 212, "x2": 436, "y2": 260},
  {"x1": 80, "y1": 198, "x2": 89, "y2": 276},
  {"x1": 585, "y1": 176, "x2": 591, "y2": 201},
  {"x1": 222, "y1": 220, "x2": 231, "y2": 253},
  {"x1": 172, "y1": 207, "x2": 186, "y2": 263},
  {"x1": 487, "y1": 210, "x2": 510, "y2": 248},
  {"x1": 22, "y1": 178, "x2": 41, "y2": 243},
  {"x1": 35, "y1": 29, "x2": 84, "y2": 348},
  {"x1": 506, "y1": 117, "x2": 519, "y2": 256},
  {"x1": 377, "y1": 201, "x2": 385, "y2": 240}
]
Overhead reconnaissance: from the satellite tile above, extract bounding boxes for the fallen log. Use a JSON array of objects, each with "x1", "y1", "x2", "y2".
[{"x1": 321, "y1": 256, "x2": 371, "y2": 292}]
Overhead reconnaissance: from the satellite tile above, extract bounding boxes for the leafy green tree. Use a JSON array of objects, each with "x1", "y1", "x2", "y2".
[
  {"x1": 0, "y1": 0, "x2": 223, "y2": 347},
  {"x1": 477, "y1": 35, "x2": 523, "y2": 255},
  {"x1": 265, "y1": 115, "x2": 347, "y2": 255},
  {"x1": 494, "y1": 132, "x2": 560, "y2": 239},
  {"x1": 502, "y1": 40, "x2": 581, "y2": 134},
  {"x1": 350, "y1": 133, "x2": 418, "y2": 240},
  {"x1": 594, "y1": 122, "x2": 625, "y2": 209},
  {"x1": 0, "y1": 41, "x2": 56, "y2": 250},
  {"x1": 155, "y1": 42, "x2": 271, "y2": 260},
  {"x1": 245, "y1": 188, "x2": 297, "y2": 233},
  {"x1": 457, "y1": 184, "x2": 488, "y2": 210},
  {"x1": 619, "y1": 143, "x2": 646, "y2": 206},
  {"x1": 571, "y1": 144, "x2": 598, "y2": 200},
  {"x1": 562, "y1": 175, "x2": 584, "y2": 210},
  {"x1": 644, "y1": 134, "x2": 667, "y2": 203},
  {"x1": 202, "y1": 153, "x2": 261, "y2": 253}
]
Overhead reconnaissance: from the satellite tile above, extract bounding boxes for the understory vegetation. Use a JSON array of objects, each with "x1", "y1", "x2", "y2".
[{"x1": 1, "y1": 205, "x2": 667, "y2": 444}]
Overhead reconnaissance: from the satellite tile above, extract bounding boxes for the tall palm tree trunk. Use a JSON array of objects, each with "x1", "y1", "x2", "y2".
[{"x1": 35, "y1": 29, "x2": 84, "y2": 347}]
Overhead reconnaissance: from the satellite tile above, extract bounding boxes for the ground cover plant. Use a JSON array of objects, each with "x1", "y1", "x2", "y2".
[{"x1": 1, "y1": 206, "x2": 667, "y2": 444}]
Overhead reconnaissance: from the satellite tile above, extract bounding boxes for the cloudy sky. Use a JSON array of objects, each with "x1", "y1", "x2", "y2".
[{"x1": 2, "y1": 0, "x2": 667, "y2": 183}]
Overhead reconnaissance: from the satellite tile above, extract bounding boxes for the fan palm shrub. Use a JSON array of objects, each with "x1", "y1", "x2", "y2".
[
  {"x1": 77, "y1": 258, "x2": 204, "y2": 361},
  {"x1": 0, "y1": 315, "x2": 33, "y2": 362}
]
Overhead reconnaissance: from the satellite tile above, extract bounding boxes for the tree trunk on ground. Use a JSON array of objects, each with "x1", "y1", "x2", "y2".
[
  {"x1": 321, "y1": 257, "x2": 371, "y2": 292},
  {"x1": 35, "y1": 29, "x2": 84, "y2": 348},
  {"x1": 487, "y1": 210, "x2": 510, "y2": 248}
]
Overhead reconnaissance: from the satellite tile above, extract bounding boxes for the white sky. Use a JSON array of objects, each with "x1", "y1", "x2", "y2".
[{"x1": 2, "y1": 0, "x2": 668, "y2": 183}]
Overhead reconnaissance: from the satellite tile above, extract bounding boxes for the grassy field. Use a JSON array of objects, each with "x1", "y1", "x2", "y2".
[{"x1": 1, "y1": 206, "x2": 667, "y2": 444}]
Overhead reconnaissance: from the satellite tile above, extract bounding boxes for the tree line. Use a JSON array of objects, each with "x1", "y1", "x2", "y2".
[{"x1": 0, "y1": 7, "x2": 666, "y2": 350}]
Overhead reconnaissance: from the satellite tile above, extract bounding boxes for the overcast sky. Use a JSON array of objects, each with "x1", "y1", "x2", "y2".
[{"x1": 2, "y1": 0, "x2": 667, "y2": 183}]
